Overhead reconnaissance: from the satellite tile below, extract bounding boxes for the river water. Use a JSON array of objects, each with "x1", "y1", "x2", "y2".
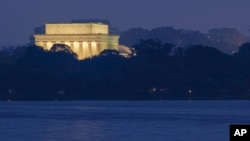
[{"x1": 0, "y1": 101, "x2": 249, "y2": 141}]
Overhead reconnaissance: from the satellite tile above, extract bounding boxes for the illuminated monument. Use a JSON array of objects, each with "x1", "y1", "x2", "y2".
[{"x1": 33, "y1": 23, "x2": 119, "y2": 60}]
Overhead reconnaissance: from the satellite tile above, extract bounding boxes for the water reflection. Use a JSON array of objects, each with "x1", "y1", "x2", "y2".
[
  {"x1": 0, "y1": 101, "x2": 250, "y2": 141},
  {"x1": 44, "y1": 120, "x2": 105, "y2": 141}
]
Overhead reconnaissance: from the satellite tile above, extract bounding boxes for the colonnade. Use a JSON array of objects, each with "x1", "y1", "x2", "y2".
[{"x1": 36, "y1": 41, "x2": 116, "y2": 60}]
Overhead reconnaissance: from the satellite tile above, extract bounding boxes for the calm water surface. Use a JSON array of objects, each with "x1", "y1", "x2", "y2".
[{"x1": 0, "y1": 101, "x2": 249, "y2": 141}]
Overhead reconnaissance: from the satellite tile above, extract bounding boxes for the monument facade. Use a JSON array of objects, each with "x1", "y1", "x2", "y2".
[{"x1": 33, "y1": 23, "x2": 119, "y2": 60}]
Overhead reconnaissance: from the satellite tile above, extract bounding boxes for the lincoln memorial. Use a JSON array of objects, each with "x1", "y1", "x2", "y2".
[{"x1": 33, "y1": 23, "x2": 119, "y2": 60}]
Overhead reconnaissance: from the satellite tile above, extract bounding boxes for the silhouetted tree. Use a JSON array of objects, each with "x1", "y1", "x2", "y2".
[
  {"x1": 1, "y1": 38, "x2": 250, "y2": 100},
  {"x1": 185, "y1": 45, "x2": 225, "y2": 59},
  {"x1": 133, "y1": 39, "x2": 174, "y2": 58},
  {"x1": 238, "y1": 43, "x2": 250, "y2": 56},
  {"x1": 100, "y1": 49, "x2": 120, "y2": 56},
  {"x1": 50, "y1": 44, "x2": 75, "y2": 54}
]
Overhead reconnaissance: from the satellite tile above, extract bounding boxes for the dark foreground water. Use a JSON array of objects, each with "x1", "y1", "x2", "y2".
[{"x1": 0, "y1": 101, "x2": 249, "y2": 141}]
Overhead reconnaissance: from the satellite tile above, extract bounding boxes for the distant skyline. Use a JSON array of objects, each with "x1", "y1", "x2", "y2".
[{"x1": 0, "y1": 0, "x2": 250, "y2": 45}]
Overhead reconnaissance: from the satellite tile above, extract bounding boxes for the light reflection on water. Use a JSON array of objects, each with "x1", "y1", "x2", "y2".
[{"x1": 0, "y1": 101, "x2": 250, "y2": 141}]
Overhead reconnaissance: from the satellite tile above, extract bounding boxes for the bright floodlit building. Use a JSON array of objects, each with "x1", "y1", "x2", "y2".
[{"x1": 33, "y1": 23, "x2": 120, "y2": 60}]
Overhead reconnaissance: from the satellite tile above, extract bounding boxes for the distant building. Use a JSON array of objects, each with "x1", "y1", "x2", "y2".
[{"x1": 33, "y1": 23, "x2": 119, "y2": 60}]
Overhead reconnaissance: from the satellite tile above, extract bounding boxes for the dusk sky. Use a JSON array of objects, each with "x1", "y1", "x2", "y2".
[{"x1": 0, "y1": 0, "x2": 249, "y2": 45}]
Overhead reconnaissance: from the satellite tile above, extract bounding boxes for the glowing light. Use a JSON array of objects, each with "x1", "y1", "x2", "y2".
[
  {"x1": 47, "y1": 42, "x2": 53, "y2": 50},
  {"x1": 149, "y1": 87, "x2": 157, "y2": 93},
  {"x1": 91, "y1": 41, "x2": 97, "y2": 47},
  {"x1": 91, "y1": 41, "x2": 97, "y2": 56},
  {"x1": 188, "y1": 89, "x2": 192, "y2": 94},
  {"x1": 82, "y1": 42, "x2": 89, "y2": 59},
  {"x1": 64, "y1": 41, "x2": 71, "y2": 47},
  {"x1": 34, "y1": 23, "x2": 119, "y2": 60},
  {"x1": 73, "y1": 42, "x2": 79, "y2": 52}
]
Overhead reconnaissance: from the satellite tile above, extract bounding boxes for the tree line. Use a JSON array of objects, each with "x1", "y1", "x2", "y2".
[{"x1": 1, "y1": 40, "x2": 250, "y2": 100}]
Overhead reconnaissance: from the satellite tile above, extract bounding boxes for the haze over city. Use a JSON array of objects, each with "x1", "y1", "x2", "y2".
[{"x1": 0, "y1": 0, "x2": 250, "y2": 45}]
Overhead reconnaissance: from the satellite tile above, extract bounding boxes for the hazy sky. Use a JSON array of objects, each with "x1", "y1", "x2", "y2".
[{"x1": 0, "y1": 0, "x2": 249, "y2": 45}]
